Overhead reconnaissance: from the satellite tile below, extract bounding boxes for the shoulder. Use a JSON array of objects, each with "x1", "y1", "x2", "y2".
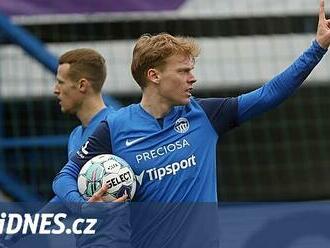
[
  {"x1": 104, "y1": 106, "x2": 116, "y2": 115},
  {"x1": 105, "y1": 104, "x2": 138, "y2": 122},
  {"x1": 69, "y1": 125, "x2": 83, "y2": 140},
  {"x1": 67, "y1": 125, "x2": 83, "y2": 154},
  {"x1": 97, "y1": 106, "x2": 116, "y2": 120}
]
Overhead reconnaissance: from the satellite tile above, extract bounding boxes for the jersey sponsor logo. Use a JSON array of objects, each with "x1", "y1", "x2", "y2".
[
  {"x1": 125, "y1": 137, "x2": 145, "y2": 147},
  {"x1": 135, "y1": 139, "x2": 190, "y2": 163},
  {"x1": 135, "y1": 171, "x2": 145, "y2": 185},
  {"x1": 174, "y1": 117, "x2": 189, "y2": 133},
  {"x1": 145, "y1": 154, "x2": 197, "y2": 181}
]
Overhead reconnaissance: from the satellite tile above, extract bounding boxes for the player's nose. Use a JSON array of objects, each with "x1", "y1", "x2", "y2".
[
  {"x1": 189, "y1": 74, "x2": 197, "y2": 85},
  {"x1": 53, "y1": 82, "x2": 60, "y2": 95},
  {"x1": 188, "y1": 70, "x2": 197, "y2": 83}
]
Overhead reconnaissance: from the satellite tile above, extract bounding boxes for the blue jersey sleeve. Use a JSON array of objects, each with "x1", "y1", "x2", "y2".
[
  {"x1": 238, "y1": 40, "x2": 327, "y2": 123},
  {"x1": 196, "y1": 97, "x2": 238, "y2": 137},
  {"x1": 67, "y1": 127, "x2": 78, "y2": 159},
  {"x1": 52, "y1": 121, "x2": 113, "y2": 213}
]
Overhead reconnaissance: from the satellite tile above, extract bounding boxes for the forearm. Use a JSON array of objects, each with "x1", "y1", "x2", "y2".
[{"x1": 238, "y1": 40, "x2": 327, "y2": 123}]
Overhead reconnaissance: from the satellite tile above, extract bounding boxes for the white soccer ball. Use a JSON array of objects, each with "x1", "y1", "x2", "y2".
[{"x1": 78, "y1": 154, "x2": 136, "y2": 201}]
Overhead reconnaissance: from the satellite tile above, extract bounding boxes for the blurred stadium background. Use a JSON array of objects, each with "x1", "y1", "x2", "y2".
[{"x1": 0, "y1": 0, "x2": 329, "y2": 202}]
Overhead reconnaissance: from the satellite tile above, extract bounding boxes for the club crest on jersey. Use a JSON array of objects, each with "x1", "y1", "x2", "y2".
[{"x1": 174, "y1": 117, "x2": 189, "y2": 133}]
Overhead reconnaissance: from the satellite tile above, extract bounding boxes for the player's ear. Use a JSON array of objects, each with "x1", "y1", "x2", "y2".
[
  {"x1": 146, "y1": 68, "x2": 160, "y2": 85},
  {"x1": 78, "y1": 78, "x2": 89, "y2": 93}
]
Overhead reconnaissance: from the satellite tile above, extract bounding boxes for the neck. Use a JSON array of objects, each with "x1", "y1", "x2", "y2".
[
  {"x1": 77, "y1": 94, "x2": 106, "y2": 126},
  {"x1": 140, "y1": 90, "x2": 172, "y2": 119}
]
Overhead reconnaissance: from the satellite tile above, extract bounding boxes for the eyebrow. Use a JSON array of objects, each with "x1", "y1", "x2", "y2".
[
  {"x1": 56, "y1": 77, "x2": 64, "y2": 84},
  {"x1": 178, "y1": 66, "x2": 194, "y2": 71}
]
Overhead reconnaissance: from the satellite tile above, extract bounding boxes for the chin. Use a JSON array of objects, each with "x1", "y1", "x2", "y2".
[{"x1": 61, "y1": 106, "x2": 69, "y2": 113}]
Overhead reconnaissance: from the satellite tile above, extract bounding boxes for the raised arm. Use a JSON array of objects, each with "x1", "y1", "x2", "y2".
[
  {"x1": 237, "y1": 40, "x2": 326, "y2": 123},
  {"x1": 238, "y1": 0, "x2": 330, "y2": 123}
]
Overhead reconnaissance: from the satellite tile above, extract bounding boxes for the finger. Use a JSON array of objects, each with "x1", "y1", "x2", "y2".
[
  {"x1": 113, "y1": 193, "x2": 128, "y2": 203},
  {"x1": 319, "y1": 0, "x2": 326, "y2": 21},
  {"x1": 94, "y1": 183, "x2": 108, "y2": 198},
  {"x1": 88, "y1": 184, "x2": 109, "y2": 202}
]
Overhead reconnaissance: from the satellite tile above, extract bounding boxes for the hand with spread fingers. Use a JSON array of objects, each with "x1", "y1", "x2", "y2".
[{"x1": 317, "y1": 0, "x2": 330, "y2": 48}]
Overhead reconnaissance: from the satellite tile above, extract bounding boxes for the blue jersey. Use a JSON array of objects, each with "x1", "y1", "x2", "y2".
[
  {"x1": 53, "y1": 40, "x2": 326, "y2": 247},
  {"x1": 53, "y1": 40, "x2": 326, "y2": 205},
  {"x1": 106, "y1": 98, "x2": 237, "y2": 202}
]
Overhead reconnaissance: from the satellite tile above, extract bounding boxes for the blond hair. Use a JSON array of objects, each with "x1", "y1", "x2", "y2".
[{"x1": 131, "y1": 33, "x2": 200, "y2": 88}]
